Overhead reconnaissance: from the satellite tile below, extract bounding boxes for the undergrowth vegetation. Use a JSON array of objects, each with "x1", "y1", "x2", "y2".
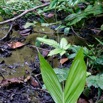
[{"x1": 0, "y1": 0, "x2": 103, "y2": 103}]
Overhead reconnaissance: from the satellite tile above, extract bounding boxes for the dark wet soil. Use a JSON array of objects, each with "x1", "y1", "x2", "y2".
[{"x1": 0, "y1": 17, "x2": 55, "y2": 103}]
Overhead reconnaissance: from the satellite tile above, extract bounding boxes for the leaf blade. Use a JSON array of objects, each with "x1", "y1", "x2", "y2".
[
  {"x1": 39, "y1": 53, "x2": 63, "y2": 103},
  {"x1": 64, "y1": 48, "x2": 86, "y2": 103},
  {"x1": 37, "y1": 37, "x2": 59, "y2": 48}
]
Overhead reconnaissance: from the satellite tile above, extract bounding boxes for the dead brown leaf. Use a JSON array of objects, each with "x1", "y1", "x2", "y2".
[
  {"x1": 60, "y1": 58, "x2": 68, "y2": 64},
  {"x1": 0, "y1": 77, "x2": 24, "y2": 87},
  {"x1": 8, "y1": 41, "x2": 25, "y2": 49}
]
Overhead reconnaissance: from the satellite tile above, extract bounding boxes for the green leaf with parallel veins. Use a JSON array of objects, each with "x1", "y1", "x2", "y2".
[
  {"x1": 64, "y1": 48, "x2": 86, "y2": 103},
  {"x1": 39, "y1": 48, "x2": 86, "y2": 103},
  {"x1": 39, "y1": 53, "x2": 63, "y2": 103}
]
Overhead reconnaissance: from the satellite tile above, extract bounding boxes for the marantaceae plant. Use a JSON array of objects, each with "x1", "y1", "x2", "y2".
[
  {"x1": 37, "y1": 37, "x2": 71, "y2": 56},
  {"x1": 39, "y1": 48, "x2": 86, "y2": 103}
]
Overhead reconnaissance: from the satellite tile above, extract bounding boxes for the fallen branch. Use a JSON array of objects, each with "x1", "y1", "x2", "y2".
[
  {"x1": 0, "y1": 23, "x2": 13, "y2": 41},
  {"x1": 0, "y1": 3, "x2": 50, "y2": 25}
]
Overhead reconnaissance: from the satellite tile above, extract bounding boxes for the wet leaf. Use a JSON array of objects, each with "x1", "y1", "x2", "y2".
[{"x1": 8, "y1": 42, "x2": 25, "y2": 49}]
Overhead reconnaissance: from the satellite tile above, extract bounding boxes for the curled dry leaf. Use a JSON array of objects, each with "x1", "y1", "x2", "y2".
[
  {"x1": 8, "y1": 41, "x2": 25, "y2": 49},
  {"x1": 60, "y1": 58, "x2": 68, "y2": 64}
]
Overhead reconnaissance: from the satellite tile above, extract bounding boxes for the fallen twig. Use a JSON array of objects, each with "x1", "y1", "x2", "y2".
[
  {"x1": 0, "y1": 3, "x2": 50, "y2": 25},
  {"x1": 71, "y1": 26, "x2": 85, "y2": 39},
  {"x1": 0, "y1": 23, "x2": 13, "y2": 41}
]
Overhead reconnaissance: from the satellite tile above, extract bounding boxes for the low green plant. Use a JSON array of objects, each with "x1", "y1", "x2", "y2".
[
  {"x1": 87, "y1": 73, "x2": 103, "y2": 89},
  {"x1": 0, "y1": 0, "x2": 41, "y2": 19},
  {"x1": 37, "y1": 37, "x2": 71, "y2": 56},
  {"x1": 39, "y1": 48, "x2": 86, "y2": 103},
  {"x1": 37, "y1": 37, "x2": 89, "y2": 59}
]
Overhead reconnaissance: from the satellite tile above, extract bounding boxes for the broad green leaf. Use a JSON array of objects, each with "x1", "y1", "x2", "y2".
[
  {"x1": 65, "y1": 5, "x2": 103, "y2": 26},
  {"x1": 48, "y1": 48, "x2": 63, "y2": 56},
  {"x1": 68, "y1": 53, "x2": 76, "y2": 59},
  {"x1": 95, "y1": 56, "x2": 103, "y2": 65},
  {"x1": 65, "y1": 13, "x2": 77, "y2": 21},
  {"x1": 60, "y1": 50, "x2": 66, "y2": 56},
  {"x1": 86, "y1": 72, "x2": 91, "y2": 77},
  {"x1": 64, "y1": 48, "x2": 86, "y2": 103},
  {"x1": 101, "y1": 24, "x2": 103, "y2": 30},
  {"x1": 39, "y1": 48, "x2": 86, "y2": 103},
  {"x1": 64, "y1": 27, "x2": 70, "y2": 35},
  {"x1": 66, "y1": 13, "x2": 86, "y2": 26},
  {"x1": 39, "y1": 53, "x2": 63, "y2": 103},
  {"x1": 87, "y1": 74, "x2": 103, "y2": 89},
  {"x1": 60, "y1": 38, "x2": 68, "y2": 49},
  {"x1": 37, "y1": 38, "x2": 59, "y2": 48},
  {"x1": 64, "y1": 44, "x2": 71, "y2": 50},
  {"x1": 93, "y1": 5, "x2": 103, "y2": 15}
]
